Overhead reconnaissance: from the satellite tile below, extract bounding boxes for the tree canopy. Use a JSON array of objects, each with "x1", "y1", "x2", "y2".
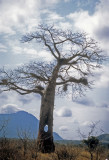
[{"x1": 0, "y1": 24, "x2": 105, "y2": 98}]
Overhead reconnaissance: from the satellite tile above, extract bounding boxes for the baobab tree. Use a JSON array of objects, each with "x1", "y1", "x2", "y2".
[{"x1": 0, "y1": 24, "x2": 105, "y2": 153}]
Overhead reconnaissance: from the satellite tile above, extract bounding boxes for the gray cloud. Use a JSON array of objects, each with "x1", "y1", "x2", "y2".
[
  {"x1": 75, "y1": 98, "x2": 94, "y2": 106},
  {"x1": 101, "y1": 120, "x2": 109, "y2": 133},
  {"x1": 18, "y1": 94, "x2": 40, "y2": 105},
  {"x1": 95, "y1": 26, "x2": 109, "y2": 41},
  {"x1": 59, "y1": 126, "x2": 68, "y2": 131},
  {"x1": 18, "y1": 97, "x2": 32, "y2": 104},
  {"x1": 97, "y1": 103, "x2": 109, "y2": 108},
  {"x1": 56, "y1": 108, "x2": 72, "y2": 117},
  {"x1": 0, "y1": 93, "x2": 8, "y2": 100}
]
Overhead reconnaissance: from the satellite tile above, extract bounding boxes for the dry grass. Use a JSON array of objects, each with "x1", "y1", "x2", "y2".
[{"x1": 0, "y1": 138, "x2": 109, "y2": 160}]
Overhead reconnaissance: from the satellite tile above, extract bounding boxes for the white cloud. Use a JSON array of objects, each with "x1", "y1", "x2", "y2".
[
  {"x1": 0, "y1": 43, "x2": 7, "y2": 53},
  {"x1": 67, "y1": 10, "x2": 97, "y2": 34},
  {"x1": 13, "y1": 46, "x2": 37, "y2": 55},
  {"x1": 58, "y1": 22, "x2": 72, "y2": 30},
  {"x1": 0, "y1": 104, "x2": 22, "y2": 114},
  {"x1": 67, "y1": 0, "x2": 109, "y2": 55},
  {"x1": 0, "y1": 43, "x2": 7, "y2": 49},
  {"x1": 48, "y1": 12, "x2": 63, "y2": 21},
  {"x1": 0, "y1": 49, "x2": 7, "y2": 53},
  {"x1": 0, "y1": 91, "x2": 41, "y2": 118},
  {"x1": 12, "y1": 45, "x2": 54, "y2": 61},
  {"x1": 64, "y1": 0, "x2": 71, "y2": 3},
  {"x1": 81, "y1": 121, "x2": 91, "y2": 126},
  {"x1": 54, "y1": 102, "x2": 109, "y2": 139},
  {"x1": 75, "y1": 98, "x2": 94, "y2": 106},
  {"x1": 41, "y1": 9, "x2": 64, "y2": 24},
  {"x1": 65, "y1": 0, "x2": 109, "y2": 107},
  {"x1": 43, "y1": 0, "x2": 60, "y2": 5},
  {"x1": 0, "y1": 0, "x2": 41, "y2": 34},
  {"x1": 0, "y1": 0, "x2": 62, "y2": 34},
  {"x1": 56, "y1": 107, "x2": 72, "y2": 117},
  {"x1": 59, "y1": 126, "x2": 68, "y2": 131},
  {"x1": 39, "y1": 50, "x2": 54, "y2": 61},
  {"x1": 94, "y1": 65, "x2": 109, "y2": 88}
]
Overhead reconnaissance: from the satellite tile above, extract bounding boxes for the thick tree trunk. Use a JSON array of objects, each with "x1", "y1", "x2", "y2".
[
  {"x1": 37, "y1": 85, "x2": 55, "y2": 153},
  {"x1": 37, "y1": 65, "x2": 59, "y2": 153}
]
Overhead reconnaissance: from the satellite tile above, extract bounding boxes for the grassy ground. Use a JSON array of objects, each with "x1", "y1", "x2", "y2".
[{"x1": 0, "y1": 138, "x2": 109, "y2": 160}]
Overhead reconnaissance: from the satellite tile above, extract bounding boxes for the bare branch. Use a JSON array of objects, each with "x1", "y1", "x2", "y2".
[
  {"x1": 0, "y1": 24, "x2": 106, "y2": 98},
  {"x1": 56, "y1": 77, "x2": 88, "y2": 85}
]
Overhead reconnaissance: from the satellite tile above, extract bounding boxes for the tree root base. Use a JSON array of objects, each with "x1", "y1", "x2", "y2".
[{"x1": 37, "y1": 135, "x2": 55, "y2": 153}]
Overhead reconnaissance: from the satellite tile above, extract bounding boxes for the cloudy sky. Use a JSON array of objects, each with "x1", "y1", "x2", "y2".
[{"x1": 0, "y1": 0, "x2": 109, "y2": 140}]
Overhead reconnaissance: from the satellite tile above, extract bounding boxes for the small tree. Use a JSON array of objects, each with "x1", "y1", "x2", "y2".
[
  {"x1": 78, "y1": 121, "x2": 104, "y2": 160},
  {"x1": 0, "y1": 119, "x2": 9, "y2": 137},
  {"x1": 0, "y1": 119, "x2": 9, "y2": 148},
  {"x1": 83, "y1": 136, "x2": 99, "y2": 160},
  {"x1": 17, "y1": 128, "x2": 31, "y2": 157},
  {"x1": 0, "y1": 24, "x2": 106, "y2": 153}
]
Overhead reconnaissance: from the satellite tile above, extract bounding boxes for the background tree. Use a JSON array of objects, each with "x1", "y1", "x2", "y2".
[
  {"x1": 83, "y1": 136, "x2": 99, "y2": 160},
  {"x1": 78, "y1": 121, "x2": 104, "y2": 160},
  {"x1": 0, "y1": 119, "x2": 9, "y2": 137},
  {"x1": 17, "y1": 128, "x2": 31, "y2": 157},
  {"x1": 0, "y1": 24, "x2": 105, "y2": 153}
]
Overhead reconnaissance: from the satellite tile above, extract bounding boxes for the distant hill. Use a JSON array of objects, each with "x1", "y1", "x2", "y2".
[
  {"x1": 55, "y1": 139, "x2": 82, "y2": 145},
  {"x1": 0, "y1": 111, "x2": 63, "y2": 140},
  {"x1": 53, "y1": 132, "x2": 63, "y2": 141},
  {"x1": 0, "y1": 105, "x2": 108, "y2": 143},
  {"x1": 97, "y1": 134, "x2": 109, "y2": 144},
  {"x1": 56, "y1": 134, "x2": 109, "y2": 146}
]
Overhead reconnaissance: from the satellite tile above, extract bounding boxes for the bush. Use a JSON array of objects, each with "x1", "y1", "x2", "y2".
[
  {"x1": 55, "y1": 145, "x2": 80, "y2": 160},
  {"x1": 0, "y1": 138, "x2": 20, "y2": 160},
  {"x1": 0, "y1": 138, "x2": 108, "y2": 160}
]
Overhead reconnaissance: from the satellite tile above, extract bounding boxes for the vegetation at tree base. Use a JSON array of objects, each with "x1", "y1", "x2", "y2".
[
  {"x1": 0, "y1": 138, "x2": 109, "y2": 160},
  {"x1": 0, "y1": 117, "x2": 109, "y2": 159}
]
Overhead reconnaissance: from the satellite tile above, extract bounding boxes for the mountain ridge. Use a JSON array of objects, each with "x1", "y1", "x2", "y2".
[
  {"x1": 56, "y1": 134, "x2": 109, "y2": 145},
  {"x1": 0, "y1": 110, "x2": 63, "y2": 140},
  {"x1": 97, "y1": 134, "x2": 109, "y2": 144}
]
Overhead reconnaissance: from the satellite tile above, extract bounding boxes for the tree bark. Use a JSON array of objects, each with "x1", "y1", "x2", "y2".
[
  {"x1": 37, "y1": 65, "x2": 59, "y2": 153},
  {"x1": 90, "y1": 152, "x2": 93, "y2": 160}
]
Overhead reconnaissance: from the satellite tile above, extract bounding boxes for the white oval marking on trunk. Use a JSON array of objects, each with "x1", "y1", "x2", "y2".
[{"x1": 44, "y1": 125, "x2": 48, "y2": 132}]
